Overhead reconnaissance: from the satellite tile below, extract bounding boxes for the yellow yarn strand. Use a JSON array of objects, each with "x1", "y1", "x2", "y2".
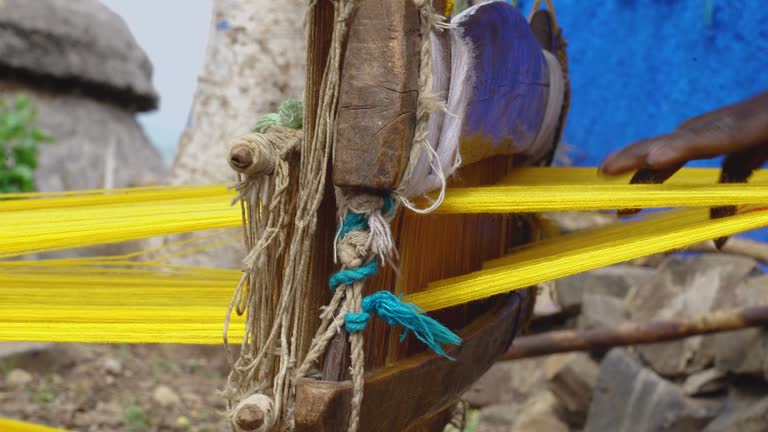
[
  {"x1": 3, "y1": 168, "x2": 768, "y2": 258},
  {"x1": 0, "y1": 418, "x2": 71, "y2": 432},
  {"x1": 405, "y1": 205, "x2": 768, "y2": 311},
  {"x1": 0, "y1": 263, "x2": 244, "y2": 344},
  {"x1": 4, "y1": 205, "x2": 768, "y2": 343},
  {"x1": 4, "y1": 167, "x2": 768, "y2": 345},
  {"x1": 435, "y1": 183, "x2": 768, "y2": 213}
]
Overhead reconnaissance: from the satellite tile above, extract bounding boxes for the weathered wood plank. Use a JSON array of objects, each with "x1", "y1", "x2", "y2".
[{"x1": 332, "y1": 0, "x2": 420, "y2": 190}]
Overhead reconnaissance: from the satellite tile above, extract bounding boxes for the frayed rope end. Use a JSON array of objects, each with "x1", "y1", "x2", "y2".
[{"x1": 344, "y1": 290, "x2": 462, "y2": 359}]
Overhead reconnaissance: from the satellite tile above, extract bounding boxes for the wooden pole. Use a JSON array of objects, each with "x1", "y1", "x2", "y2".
[{"x1": 503, "y1": 304, "x2": 768, "y2": 360}]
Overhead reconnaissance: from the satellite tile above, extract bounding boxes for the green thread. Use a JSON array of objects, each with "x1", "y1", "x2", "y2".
[{"x1": 253, "y1": 98, "x2": 304, "y2": 133}]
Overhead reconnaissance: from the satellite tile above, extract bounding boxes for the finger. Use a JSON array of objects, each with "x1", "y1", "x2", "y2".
[
  {"x1": 710, "y1": 145, "x2": 768, "y2": 249},
  {"x1": 599, "y1": 135, "x2": 679, "y2": 175},
  {"x1": 600, "y1": 128, "x2": 722, "y2": 176},
  {"x1": 617, "y1": 164, "x2": 685, "y2": 217}
]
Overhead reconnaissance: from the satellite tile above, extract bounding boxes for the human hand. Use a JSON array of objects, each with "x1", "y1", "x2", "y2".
[{"x1": 599, "y1": 91, "x2": 768, "y2": 248}]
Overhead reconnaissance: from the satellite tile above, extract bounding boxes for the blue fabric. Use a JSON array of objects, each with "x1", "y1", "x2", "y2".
[
  {"x1": 344, "y1": 291, "x2": 462, "y2": 359},
  {"x1": 514, "y1": 0, "x2": 768, "y2": 242}
]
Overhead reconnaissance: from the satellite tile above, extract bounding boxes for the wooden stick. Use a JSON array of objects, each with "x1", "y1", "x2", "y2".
[{"x1": 503, "y1": 305, "x2": 768, "y2": 360}]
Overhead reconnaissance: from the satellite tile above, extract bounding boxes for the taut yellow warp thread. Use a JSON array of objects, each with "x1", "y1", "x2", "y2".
[
  {"x1": 4, "y1": 167, "x2": 768, "y2": 344},
  {"x1": 3, "y1": 168, "x2": 768, "y2": 258},
  {"x1": 5, "y1": 205, "x2": 768, "y2": 343},
  {"x1": 435, "y1": 183, "x2": 768, "y2": 213},
  {"x1": 405, "y1": 205, "x2": 768, "y2": 311}
]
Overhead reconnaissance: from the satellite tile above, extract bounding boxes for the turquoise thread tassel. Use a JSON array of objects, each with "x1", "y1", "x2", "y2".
[{"x1": 344, "y1": 291, "x2": 463, "y2": 359}]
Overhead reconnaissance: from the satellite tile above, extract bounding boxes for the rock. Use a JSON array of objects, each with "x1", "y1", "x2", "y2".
[
  {"x1": 703, "y1": 386, "x2": 768, "y2": 432},
  {"x1": 0, "y1": 0, "x2": 167, "y2": 237},
  {"x1": 626, "y1": 255, "x2": 758, "y2": 377},
  {"x1": 584, "y1": 349, "x2": 721, "y2": 432},
  {"x1": 713, "y1": 275, "x2": 768, "y2": 377},
  {"x1": 683, "y1": 368, "x2": 728, "y2": 396},
  {"x1": 0, "y1": 83, "x2": 167, "y2": 194},
  {"x1": 544, "y1": 352, "x2": 599, "y2": 426},
  {"x1": 543, "y1": 212, "x2": 616, "y2": 233},
  {"x1": 0, "y1": 0, "x2": 157, "y2": 110},
  {"x1": 0, "y1": 343, "x2": 51, "y2": 359},
  {"x1": 463, "y1": 358, "x2": 547, "y2": 407},
  {"x1": 102, "y1": 357, "x2": 123, "y2": 376},
  {"x1": 6, "y1": 368, "x2": 33, "y2": 387},
  {"x1": 476, "y1": 391, "x2": 569, "y2": 432},
  {"x1": 579, "y1": 294, "x2": 626, "y2": 329},
  {"x1": 476, "y1": 402, "x2": 521, "y2": 432},
  {"x1": 714, "y1": 328, "x2": 768, "y2": 377},
  {"x1": 533, "y1": 281, "x2": 562, "y2": 317},
  {"x1": 555, "y1": 264, "x2": 654, "y2": 312},
  {"x1": 511, "y1": 391, "x2": 568, "y2": 432},
  {"x1": 152, "y1": 385, "x2": 181, "y2": 407}
]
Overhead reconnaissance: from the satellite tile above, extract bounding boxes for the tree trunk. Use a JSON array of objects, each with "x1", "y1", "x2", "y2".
[{"x1": 168, "y1": 0, "x2": 306, "y2": 268}]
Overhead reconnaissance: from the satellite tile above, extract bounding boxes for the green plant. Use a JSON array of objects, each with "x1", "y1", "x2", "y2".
[
  {"x1": 124, "y1": 403, "x2": 150, "y2": 431},
  {"x1": 34, "y1": 385, "x2": 55, "y2": 403},
  {"x1": 0, "y1": 359, "x2": 14, "y2": 379},
  {"x1": 0, "y1": 94, "x2": 54, "y2": 193}
]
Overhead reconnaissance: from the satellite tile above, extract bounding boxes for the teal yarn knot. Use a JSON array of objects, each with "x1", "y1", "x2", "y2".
[
  {"x1": 329, "y1": 194, "x2": 395, "y2": 292},
  {"x1": 344, "y1": 291, "x2": 462, "y2": 359},
  {"x1": 337, "y1": 212, "x2": 368, "y2": 239},
  {"x1": 336, "y1": 194, "x2": 395, "y2": 239},
  {"x1": 344, "y1": 311, "x2": 370, "y2": 332},
  {"x1": 329, "y1": 260, "x2": 378, "y2": 292},
  {"x1": 253, "y1": 98, "x2": 304, "y2": 133}
]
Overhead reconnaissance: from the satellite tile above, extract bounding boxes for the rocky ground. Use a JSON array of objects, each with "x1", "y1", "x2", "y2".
[
  {"x1": 0, "y1": 344, "x2": 230, "y2": 431},
  {"x1": 3, "y1": 215, "x2": 768, "y2": 431}
]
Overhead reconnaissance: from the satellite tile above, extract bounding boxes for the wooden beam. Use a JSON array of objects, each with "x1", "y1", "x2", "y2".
[
  {"x1": 333, "y1": 0, "x2": 420, "y2": 190},
  {"x1": 294, "y1": 292, "x2": 532, "y2": 432}
]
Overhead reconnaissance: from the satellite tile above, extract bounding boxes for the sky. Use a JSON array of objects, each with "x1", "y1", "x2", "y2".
[{"x1": 99, "y1": 0, "x2": 213, "y2": 163}]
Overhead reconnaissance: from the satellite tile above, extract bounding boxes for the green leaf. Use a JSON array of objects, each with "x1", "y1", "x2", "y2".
[
  {"x1": 31, "y1": 129, "x2": 54, "y2": 143},
  {"x1": 13, "y1": 147, "x2": 38, "y2": 168}
]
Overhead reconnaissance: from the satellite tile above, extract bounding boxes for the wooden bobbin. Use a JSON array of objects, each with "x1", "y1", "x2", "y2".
[{"x1": 228, "y1": 134, "x2": 276, "y2": 176}]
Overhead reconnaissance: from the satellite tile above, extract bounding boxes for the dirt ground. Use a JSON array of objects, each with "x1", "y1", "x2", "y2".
[{"x1": 0, "y1": 344, "x2": 231, "y2": 431}]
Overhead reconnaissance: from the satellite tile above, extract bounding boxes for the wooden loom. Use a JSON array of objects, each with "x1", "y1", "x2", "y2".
[{"x1": 240, "y1": 1, "x2": 572, "y2": 430}]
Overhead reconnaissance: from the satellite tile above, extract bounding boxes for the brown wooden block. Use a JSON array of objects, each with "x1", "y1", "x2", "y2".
[{"x1": 333, "y1": 0, "x2": 420, "y2": 190}]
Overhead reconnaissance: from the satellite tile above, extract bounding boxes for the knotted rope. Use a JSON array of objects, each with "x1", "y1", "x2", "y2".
[{"x1": 298, "y1": 191, "x2": 460, "y2": 432}]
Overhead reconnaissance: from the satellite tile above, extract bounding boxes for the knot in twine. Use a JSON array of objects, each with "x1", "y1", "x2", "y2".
[
  {"x1": 329, "y1": 194, "x2": 394, "y2": 292},
  {"x1": 344, "y1": 291, "x2": 461, "y2": 359},
  {"x1": 329, "y1": 192, "x2": 462, "y2": 359}
]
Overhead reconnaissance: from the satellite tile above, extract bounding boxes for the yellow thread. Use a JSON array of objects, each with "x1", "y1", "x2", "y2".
[
  {"x1": 405, "y1": 205, "x2": 768, "y2": 311},
  {"x1": 434, "y1": 183, "x2": 768, "y2": 213},
  {"x1": 4, "y1": 205, "x2": 768, "y2": 343},
  {"x1": 2, "y1": 168, "x2": 767, "y2": 258},
  {"x1": 3, "y1": 167, "x2": 768, "y2": 346},
  {"x1": 0, "y1": 418, "x2": 71, "y2": 432}
]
